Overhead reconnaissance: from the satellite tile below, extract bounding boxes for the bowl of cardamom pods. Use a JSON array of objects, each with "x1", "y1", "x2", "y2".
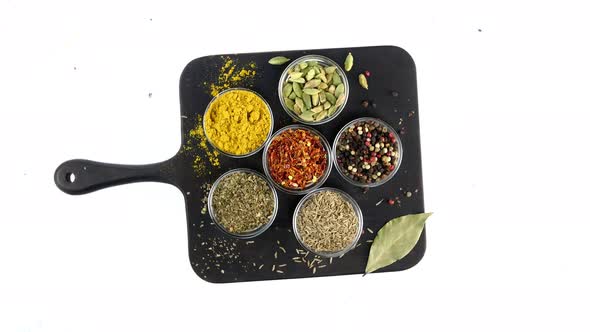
[{"x1": 278, "y1": 55, "x2": 349, "y2": 125}]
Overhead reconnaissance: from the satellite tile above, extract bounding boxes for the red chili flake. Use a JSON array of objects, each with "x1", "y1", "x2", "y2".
[
  {"x1": 364, "y1": 70, "x2": 371, "y2": 77},
  {"x1": 388, "y1": 199, "x2": 395, "y2": 205},
  {"x1": 266, "y1": 128, "x2": 327, "y2": 189}
]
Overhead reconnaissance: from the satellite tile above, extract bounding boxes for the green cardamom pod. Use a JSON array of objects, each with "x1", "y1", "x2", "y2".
[
  {"x1": 319, "y1": 91, "x2": 326, "y2": 104},
  {"x1": 298, "y1": 62, "x2": 308, "y2": 70},
  {"x1": 288, "y1": 91, "x2": 296, "y2": 100},
  {"x1": 295, "y1": 97, "x2": 305, "y2": 111},
  {"x1": 332, "y1": 72, "x2": 342, "y2": 85},
  {"x1": 300, "y1": 110, "x2": 314, "y2": 122},
  {"x1": 269, "y1": 56, "x2": 291, "y2": 65},
  {"x1": 282, "y1": 83, "x2": 293, "y2": 98},
  {"x1": 334, "y1": 93, "x2": 346, "y2": 107},
  {"x1": 335, "y1": 84, "x2": 345, "y2": 97},
  {"x1": 310, "y1": 105, "x2": 324, "y2": 113},
  {"x1": 325, "y1": 66, "x2": 337, "y2": 74},
  {"x1": 285, "y1": 98, "x2": 295, "y2": 111},
  {"x1": 315, "y1": 110, "x2": 328, "y2": 121},
  {"x1": 312, "y1": 94, "x2": 319, "y2": 106},
  {"x1": 303, "y1": 88, "x2": 320, "y2": 95},
  {"x1": 305, "y1": 69, "x2": 316, "y2": 81},
  {"x1": 289, "y1": 77, "x2": 305, "y2": 84},
  {"x1": 344, "y1": 52, "x2": 353, "y2": 71},
  {"x1": 289, "y1": 72, "x2": 303, "y2": 79},
  {"x1": 358, "y1": 73, "x2": 368, "y2": 90},
  {"x1": 318, "y1": 82, "x2": 328, "y2": 90},
  {"x1": 325, "y1": 92, "x2": 336, "y2": 104},
  {"x1": 302, "y1": 93, "x2": 312, "y2": 109},
  {"x1": 292, "y1": 82, "x2": 303, "y2": 98},
  {"x1": 304, "y1": 79, "x2": 321, "y2": 89}
]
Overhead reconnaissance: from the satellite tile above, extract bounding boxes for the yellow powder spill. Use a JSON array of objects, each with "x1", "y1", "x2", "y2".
[
  {"x1": 205, "y1": 57, "x2": 257, "y2": 97},
  {"x1": 186, "y1": 114, "x2": 220, "y2": 175}
]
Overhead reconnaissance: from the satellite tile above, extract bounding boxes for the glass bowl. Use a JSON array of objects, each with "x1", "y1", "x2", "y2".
[
  {"x1": 208, "y1": 168, "x2": 279, "y2": 239},
  {"x1": 278, "y1": 55, "x2": 349, "y2": 125},
  {"x1": 262, "y1": 124, "x2": 332, "y2": 195},
  {"x1": 203, "y1": 88, "x2": 274, "y2": 158},
  {"x1": 332, "y1": 117, "x2": 403, "y2": 188},
  {"x1": 292, "y1": 187, "x2": 363, "y2": 258}
]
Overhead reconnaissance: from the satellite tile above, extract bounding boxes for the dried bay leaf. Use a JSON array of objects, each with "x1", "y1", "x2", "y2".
[{"x1": 365, "y1": 212, "x2": 433, "y2": 274}]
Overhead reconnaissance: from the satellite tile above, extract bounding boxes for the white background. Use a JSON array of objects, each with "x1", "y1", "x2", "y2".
[{"x1": 1, "y1": 0, "x2": 589, "y2": 331}]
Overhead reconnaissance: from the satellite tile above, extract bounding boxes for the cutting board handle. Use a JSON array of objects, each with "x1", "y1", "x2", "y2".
[{"x1": 54, "y1": 159, "x2": 175, "y2": 195}]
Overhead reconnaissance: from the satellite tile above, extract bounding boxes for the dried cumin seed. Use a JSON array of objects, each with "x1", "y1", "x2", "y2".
[
  {"x1": 272, "y1": 264, "x2": 275, "y2": 271},
  {"x1": 318, "y1": 265, "x2": 327, "y2": 268},
  {"x1": 258, "y1": 264, "x2": 264, "y2": 270},
  {"x1": 330, "y1": 257, "x2": 333, "y2": 264},
  {"x1": 246, "y1": 241, "x2": 254, "y2": 244},
  {"x1": 278, "y1": 264, "x2": 287, "y2": 267},
  {"x1": 276, "y1": 270, "x2": 284, "y2": 274},
  {"x1": 274, "y1": 252, "x2": 277, "y2": 259},
  {"x1": 375, "y1": 199, "x2": 384, "y2": 206},
  {"x1": 312, "y1": 267, "x2": 317, "y2": 274},
  {"x1": 367, "y1": 228, "x2": 374, "y2": 234},
  {"x1": 279, "y1": 246, "x2": 286, "y2": 253}
]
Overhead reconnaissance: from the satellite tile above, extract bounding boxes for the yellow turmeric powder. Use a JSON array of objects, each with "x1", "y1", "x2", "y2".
[
  {"x1": 204, "y1": 89, "x2": 271, "y2": 155},
  {"x1": 206, "y1": 57, "x2": 257, "y2": 97}
]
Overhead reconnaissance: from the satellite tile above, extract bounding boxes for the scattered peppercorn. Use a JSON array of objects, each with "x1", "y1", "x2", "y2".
[
  {"x1": 335, "y1": 119, "x2": 401, "y2": 185},
  {"x1": 364, "y1": 70, "x2": 371, "y2": 77},
  {"x1": 361, "y1": 100, "x2": 370, "y2": 108}
]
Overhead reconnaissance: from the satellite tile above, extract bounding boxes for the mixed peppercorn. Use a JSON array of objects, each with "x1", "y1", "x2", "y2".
[
  {"x1": 266, "y1": 128, "x2": 328, "y2": 190},
  {"x1": 335, "y1": 119, "x2": 400, "y2": 185}
]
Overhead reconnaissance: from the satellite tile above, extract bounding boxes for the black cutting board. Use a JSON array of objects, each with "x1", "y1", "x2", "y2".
[{"x1": 55, "y1": 46, "x2": 425, "y2": 283}]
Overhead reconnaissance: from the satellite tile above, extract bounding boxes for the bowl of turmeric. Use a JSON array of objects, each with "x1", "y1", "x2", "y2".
[{"x1": 203, "y1": 88, "x2": 274, "y2": 158}]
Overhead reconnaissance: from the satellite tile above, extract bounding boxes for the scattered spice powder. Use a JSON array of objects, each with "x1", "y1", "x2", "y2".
[
  {"x1": 205, "y1": 57, "x2": 257, "y2": 97},
  {"x1": 266, "y1": 128, "x2": 327, "y2": 190},
  {"x1": 204, "y1": 89, "x2": 271, "y2": 155},
  {"x1": 187, "y1": 114, "x2": 220, "y2": 175},
  {"x1": 211, "y1": 171, "x2": 274, "y2": 234},
  {"x1": 296, "y1": 190, "x2": 359, "y2": 253}
]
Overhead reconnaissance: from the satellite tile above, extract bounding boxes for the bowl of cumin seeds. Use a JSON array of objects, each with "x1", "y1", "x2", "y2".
[
  {"x1": 293, "y1": 187, "x2": 363, "y2": 258},
  {"x1": 208, "y1": 168, "x2": 278, "y2": 239}
]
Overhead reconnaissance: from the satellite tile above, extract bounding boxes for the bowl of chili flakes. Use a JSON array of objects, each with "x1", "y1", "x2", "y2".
[{"x1": 262, "y1": 125, "x2": 332, "y2": 195}]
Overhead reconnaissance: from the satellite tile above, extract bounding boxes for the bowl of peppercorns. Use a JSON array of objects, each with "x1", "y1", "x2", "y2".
[{"x1": 333, "y1": 117, "x2": 403, "y2": 187}]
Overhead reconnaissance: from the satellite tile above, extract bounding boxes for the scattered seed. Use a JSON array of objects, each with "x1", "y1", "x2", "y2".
[
  {"x1": 376, "y1": 199, "x2": 384, "y2": 206},
  {"x1": 330, "y1": 257, "x2": 333, "y2": 264},
  {"x1": 279, "y1": 246, "x2": 286, "y2": 253},
  {"x1": 278, "y1": 264, "x2": 287, "y2": 267},
  {"x1": 361, "y1": 100, "x2": 370, "y2": 108},
  {"x1": 259, "y1": 264, "x2": 264, "y2": 270},
  {"x1": 221, "y1": 269, "x2": 224, "y2": 274},
  {"x1": 274, "y1": 252, "x2": 278, "y2": 259},
  {"x1": 312, "y1": 267, "x2": 317, "y2": 274},
  {"x1": 318, "y1": 265, "x2": 327, "y2": 268},
  {"x1": 276, "y1": 270, "x2": 284, "y2": 274},
  {"x1": 367, "y1": 228, "x2": 373, "y2": 234},
  {"x1": 272, "y1": 264, "x2": 275, "y2": 271},
  {"x1": 406, "y1": 191, "x2": 412, "y2": 197},
  {"x1": 246, "y1": 241, "x2": 254, "y2": 245}
]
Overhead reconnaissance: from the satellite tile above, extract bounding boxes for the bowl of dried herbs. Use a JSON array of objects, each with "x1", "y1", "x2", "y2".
[
  {"x1": 293, "y1": 187, "x2": 363, "y2": 257},
  {"x1": 208, "y1": 168, "x2": 278, "y2": 239}
]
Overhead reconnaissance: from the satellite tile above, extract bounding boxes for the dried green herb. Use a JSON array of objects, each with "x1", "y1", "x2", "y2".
[
  {"x1": 211, "y1": 172, "x2": 274, "y2": 234},
  {"x1": 365, "y1": 213, "x2": 433, "y2": 274},
  {"x1": 296, "y1": 190, "x2": 359, "y2": 253}
]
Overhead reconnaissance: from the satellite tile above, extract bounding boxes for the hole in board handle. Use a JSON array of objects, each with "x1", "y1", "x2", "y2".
[{"x1": 66, "y1": 172, "x2": 76, "y2": 183}]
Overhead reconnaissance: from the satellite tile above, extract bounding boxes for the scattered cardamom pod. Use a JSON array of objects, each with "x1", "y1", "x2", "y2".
[
  {"x1": 268, "y1": 56, "x2": 291, "y2": 65},
  {"x1": 344, "y1": 52, "x2": 353, "y2": 71},
  {"x1": 359, "y1": 73, "x2": 369, "y2": 90}
]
